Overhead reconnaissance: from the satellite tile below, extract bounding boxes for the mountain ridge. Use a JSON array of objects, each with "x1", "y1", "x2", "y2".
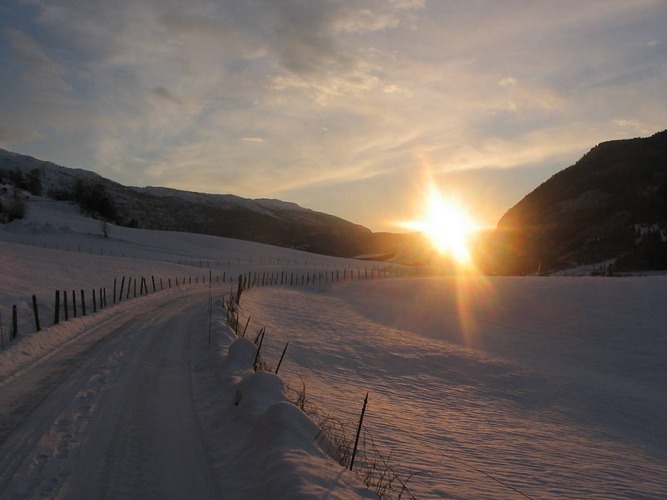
[
  {"x1": 485, "y1": 129, "x2": 667, "y2": 274},
  {"x1": 0, "y1": 148, "x2": 380, "y2": 257}
]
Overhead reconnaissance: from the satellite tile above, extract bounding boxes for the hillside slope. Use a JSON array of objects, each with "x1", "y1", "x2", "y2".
[
  {"x1": 0, "y1": 149, "x2": 372, "y2": 257},
  {"x1": 486, "y1": 130, "x2": 667, "y2": 274}
]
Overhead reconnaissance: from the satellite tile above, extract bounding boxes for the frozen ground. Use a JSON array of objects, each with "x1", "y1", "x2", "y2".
[{"x1": 1, "y1": 195, "x2": 666, "y2": 498}]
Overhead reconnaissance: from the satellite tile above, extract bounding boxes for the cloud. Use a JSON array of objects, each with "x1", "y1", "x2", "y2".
[
  {"x1": 612, "y1": 118, "x2": 641, "y2": 129},
  {"x1": 151, "y1": 86, "x2": 184, "y2": 106},
  {"x1": 1, "y1": 0, "x2": 666, "y2": 230},
  {"x1": 6, "y1": 28, "x2": 70, "y2": 93},
  {"x1": 333, "y1": 0, "x2": 424, "y2": 33},
  {"x1": 498, "y1": 77, "x2": 517, "y2": 88},
  {"x1": 0, "y1": 124, "x2": 41, "y2": 147}
]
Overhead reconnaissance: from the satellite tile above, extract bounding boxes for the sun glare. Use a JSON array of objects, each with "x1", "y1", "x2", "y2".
[{"x1": 401, "y1": 184, "x2": 477, "y2": 265}]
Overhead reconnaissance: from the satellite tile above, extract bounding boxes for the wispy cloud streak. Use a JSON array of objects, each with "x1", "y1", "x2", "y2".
[{"x1": 0, "y1": 0, "x2": 665, "y2": 230}]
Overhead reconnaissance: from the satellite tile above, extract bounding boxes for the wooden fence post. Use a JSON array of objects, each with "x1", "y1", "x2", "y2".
[
  {"x1": 64, "y1": 290, "x2": 68, "y2": 321},
  {"x1": 72, "y1": 290, "x2": 77, "y2": 318},
  {"x1": 12, "y1": 305, "x2": 17, "y2": 339},
  {"x1": 32, "y1": 295, "x2": 41, "y2": 332},
  {"x1": 242, "y1": 316, "x2": 251, "y2": 337},
  {"x1": 350, "y1": 393, "x2": 369, "y2": 471},
  {"x1": 92, "y1": 289, "x2": 97, "y2": 313},
  {"x1": 54, "y1": 290, "x2": 60, "y2": 324},
  {"x1": 253, "y1": 327, "x2": 266, "y2": 371},
  {"x1": 81, "y1": 290, "x2": 86, "y2": 316},
  {"x1": 152, "y1": 276, "x2": 156, "y2": 292},
  {"x1": 275, "y1": 341, "x2": 289, "y2": 374}
]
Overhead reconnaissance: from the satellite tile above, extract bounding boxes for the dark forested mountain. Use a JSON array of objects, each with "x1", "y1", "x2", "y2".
[
  {"x1": 485, "y1": 130, "x2": 667, "y2": 274},
  {"x1": 0, "y1": 149, "x2": 379, "y2": 257}
]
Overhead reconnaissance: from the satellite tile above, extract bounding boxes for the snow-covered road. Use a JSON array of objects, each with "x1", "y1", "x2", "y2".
[
  {"x1": 0, "y1": 289, "x2": 223, "y2": 498},
  {"x1": 0, "y1": 285, "x2": 373, "y2": 500}
]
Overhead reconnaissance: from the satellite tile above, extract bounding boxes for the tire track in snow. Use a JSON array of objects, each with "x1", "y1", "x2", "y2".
[
  {"x1": 0, "y1": 289, "x2": 223, "y2": 499},
  {"x1": 70, "y1": 294, "x2": 223, "y2": 499},
  {"x1": 0, "y1": 313, "x2": 139, "y2": 497}
]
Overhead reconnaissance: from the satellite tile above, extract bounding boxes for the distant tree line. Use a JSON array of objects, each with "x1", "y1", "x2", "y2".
[
  {"x1": 0, "y1": 166, "x2": 140, "y2": 229},
  {"x1": 0, "y1": 167, "x2": 37, "y2": 222},
  {"x1": 615, "y1": 228, "x2": 667, "y2": 271},
  {"x1": 49, "y1": 179, "x2": 124, "y2": 225},
  {"x1": 0, "y1": 167, "x2": 43, "y2": 196},
  {"x1": 0, "y1": 195, "x2": 27, "y2": 222}
]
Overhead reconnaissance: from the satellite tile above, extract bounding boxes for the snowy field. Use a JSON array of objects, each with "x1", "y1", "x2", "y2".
[
  {"x1": 242, "y1": 279, "x2": 667, "y2": 498},
  {"x1": 1, "y1": 196, "x2": 666, "y2": 498}
]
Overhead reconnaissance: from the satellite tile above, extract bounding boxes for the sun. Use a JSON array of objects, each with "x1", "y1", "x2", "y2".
[{"x1": 400, "y1": 184, "x2": 477, "y2": 264}]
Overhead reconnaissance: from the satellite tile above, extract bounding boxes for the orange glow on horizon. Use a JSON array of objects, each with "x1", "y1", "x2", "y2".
[{"x1": 398, "y1": 180, "x2": 479, "y2": 267}]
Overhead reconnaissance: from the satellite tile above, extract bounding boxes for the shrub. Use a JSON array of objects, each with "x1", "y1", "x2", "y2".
[{"x1": 6, "y1": 197, "x2": 26, "y2": 221}]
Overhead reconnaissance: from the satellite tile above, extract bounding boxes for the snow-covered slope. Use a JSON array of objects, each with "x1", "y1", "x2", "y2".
[
  {"x1": 0, "y1": 148, "x2": 109, "y2": 198},
  {"x1": 0, "y1": 148, "x2": 373, "y2": 257},
  {"x1": 138, "y1": 185, "x2": 317, "y2": 220}
]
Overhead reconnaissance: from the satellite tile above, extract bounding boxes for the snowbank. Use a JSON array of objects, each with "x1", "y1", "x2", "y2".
[{"x1": 217, "y1": 335, "x2": 375, "y2": 499}]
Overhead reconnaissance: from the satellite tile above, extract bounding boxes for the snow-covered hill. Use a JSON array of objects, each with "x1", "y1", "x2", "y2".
[
  {"x1": 139, "y1": 185, "x2": 319, "y2": 220},
  {"x1": 0, "y1": 148, "x2": 374, "y2": 257}
]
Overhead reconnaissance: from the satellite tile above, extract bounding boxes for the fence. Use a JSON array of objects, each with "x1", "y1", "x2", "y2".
[
  {"x1": 1, "y1": 271, "x2": 224, "y2": 347},
  {"x1": 224, "y1": 277, "x2": 537, "y2": 500},
  {"x1": 223, "y1": 285, "x2": 417, "y2": 498},
  {"x1": 2, "y1": 236, "x2": 416, "y2": 274},
  {"x1": 0, "y1": 262, "x2": 418, "y2": 350}
]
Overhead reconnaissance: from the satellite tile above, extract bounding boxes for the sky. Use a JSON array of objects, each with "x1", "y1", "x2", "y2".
[{"x1": 1, "y1": 0, "x2": 666, "y2": 232}]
